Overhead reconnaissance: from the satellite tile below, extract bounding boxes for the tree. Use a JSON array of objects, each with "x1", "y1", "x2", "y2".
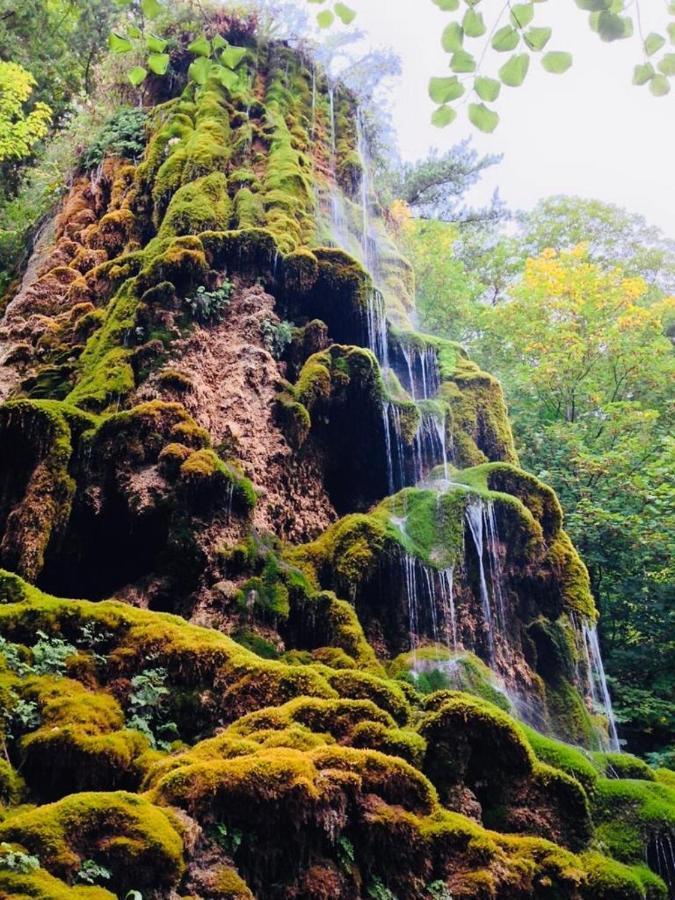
[{"x1": 0, "y1": 62, "x2": 51, "y2": 164}]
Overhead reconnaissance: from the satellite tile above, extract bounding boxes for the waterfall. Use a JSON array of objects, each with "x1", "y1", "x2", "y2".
[
  {"x1": 465, "y1": 500, "x2": 507, "y2": 667},
  {"x1": 398, "y1": 344, "x2": 440, "y2": 401},
  {"x1": 466, "y1": 502, "x2": 496, "y2": 665},
  {"x1": 311, "y1": 65, "x2": 317, "y2": 139},
  {"x1": 579, "y1": 621, "x2": 621, "y2": 752},
  {"x1": 356, "y1": 109, "x2": 373, "y2": 276},
  {"x1": 327, "y1": 85, "x2": 349, "y2": 249},
  {"x1": 649, "y1": 832, "x2": 675, "y2": 896},
  {"x1": 397, "y1": 549, "x2": 458, "y2": 660},
  {"x1": 383, "y1": 402, "x2": 406, "y2": 493},
  {"x1": 365, "y1": 289, "x2": 389, "y2": 370}
]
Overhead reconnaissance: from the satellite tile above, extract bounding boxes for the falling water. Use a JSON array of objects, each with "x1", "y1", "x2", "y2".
[
  {"x1": 579, "y1": 621, "x2": 621, "y2": 752},
  {"x1": 327, "y1": 85, "x2": 349, "y2": 248},
  {"x1": 398, "y1": 344, "x2": 440, "y2": 401},
  {"x1": 397, "y1": 549, "x2": 458, "y2": 660},
  {"x1": 648, "y1": 832, "x2": 675, "y2": 895},
  {"x1": 356, "y1": 109, "x2": 373, "y2": 275},
  {"x1": 310, "y1": 66, "x2": 317, "y2": 139},
  {"x1": 365, "y1": 289, "x2": 390, "y2": 369},
  {"x1": 466, "y1": 502, "x2": 496, "y2": 665}
]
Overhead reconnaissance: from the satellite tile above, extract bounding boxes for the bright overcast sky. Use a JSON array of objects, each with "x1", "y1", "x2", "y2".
[{"x1": 304, "y1": 0, "x2": 675, "y2": 237}]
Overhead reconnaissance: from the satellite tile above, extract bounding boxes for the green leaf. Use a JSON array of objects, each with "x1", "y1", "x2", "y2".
[
  {"x1": 148, "y1": 53, "x2": 170, "y2": 75},
  {"x1": 317, "y1": 9, "x2": 335, "y2": 28},
  {"x1": 109, "y1": 33, "x2": 133, "y2": 54},
  {"x1": 212, "y1": 35, "x2": 228, "y2": 51},
  {"x1": 468, "y1": 102, "x2": 499, "y2": 133},
  {"x1": 474, "y1": 76, "x2": 501, "y2": 102},
  {"x1": 127, "y1": 25, "x2": 142, "y2": 39},
  {"x1": 429, "y1": 76, "x2": 465, "y2": 103},
  {"x1": 216, "y1": 66, "x2": 239, "y2": 90},
  {"x1": 492, "y1": 26, "x2": 520, "y2": 52},
  {"x1": 450, "y1": 49, "x2": 476, "y2": 73},
  {"x1": 542, "y1": 51, "x2": 573, "y2": 74},
  {"x1": 510, "y1": 3, "x2": 534, "y2": 29},
  {"x1": 669, "y1": 23, "x2": 675, "y2": 45},
  {"x1": 632, "y1": 62, "x2": 655, "y2": 86},
  {"x1": 574, "y1": 0, "x2": 611, "y2": 9},
  {"x1": 595, "y1": 12, "x2": 633, "y2": 42},
  {"x1": 188, "y1": 36, "x2": 211, "y2": 57},
  {"x1": 432, "y1": 0, "x2": 459, "y2": 9},
  {"x1": 334, "y1": 2, "x2": 357, "y2": 24},
  {"x1": 499, "y1": 53, "x2": 530, "y2": 87},
  {"x1": 146, "y1": 34, "x2": 167, "y2": 53},
  {"x1": 222, "y1": 46, "x2": 247, "y2": 69},
  {"x1": 658, "y1": 53, "x2": 675, "y2": 76},
  {"x1": 431, "y1": 105, "x2": 457, "y2": 128},
  {"x1": 188, "y1": 57, "x2": 212, "y2": 85},
  {"x1": 441, "y1": 22, "x2": 463, "y2": 53},
  {"x1": 526, "y1": 26, "x2": 552, "y2": 51},
  {"x1": 650, "y1": 74, "x2": 671, "y2": 96},
  {"x1": 463, "y1": 9, "x2": 486, "y2": 38},
  {"x1": 644, "y1": 33, "x2": 666, "y2": 56},
  {"x1": 128, "y1": 66, "x2": 148, "y2": 87},
  {"x1": 141, "y1": 0, "x2": 163, "y2": 19}
]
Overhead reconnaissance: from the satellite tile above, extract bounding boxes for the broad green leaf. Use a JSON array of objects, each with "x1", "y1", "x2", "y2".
[
  {"x1": 574, "y1": 0, "x2": 611, "y2": 9},
  {"x1": 216, "y1": 66, "x2": 239, "y2": 90},
  {"x1": 499, "y1": 53, "x2": 530, "y2": 87},
  {"x1": 431, "y1": 105, "x2": 457, "y2": 128},
  {"x1": 492, "y1": 26, "x2": 520, "y2": 52},
  {"x1": 526, "y1": 26, "x2": 552, "y2": 51},
  {"x1": 650, "y1": 74, "x2": 671, "y2": 96},
  {"x1": 127, "y1": 25, "x2": 142, "y2": 39},
  {"x1": 432, "y1": 0, "x2": 459, "y2": 9},
  {"x1": 141, "y1": 0, "x2": 163, "y2": 19},
  {"x1": 669, "y1": 23, "x2": 675, "y2": 45},
  {"x1": 128, "y1": 66, "x2": 148, "y2": 87},
  {"x1": 146, "y1": 34, "x2": 167, "y2": 53},
  {"x1": 463, "y1": 9, "x2": 486, "y2": 38},
  {"x1": 510, "y1": 3, "x2": 534, "y2": 29},
  {"x1": 633, "y1": 62, "x2": 655, "y2": 86},
  {"x1": 595, "y1": 11, "x2": 633, "y2": 42},
  {"x1": 188, "y1": 57, "x2": 212, "y2": 85},
  {"x1": 188, "y1": 36, "x2": 211, "y2": 57},
  {"x1": 474, "y1": 76, "x2": 501, "y2": 102},
  {"x1": 334, "y1": 3, "x2": 357, "y2": 24},
  {"x1": 450, "y1": 49, "x2": 476, "y2": 73},
  {"x1": 114, "y1": 0, "x2": 134, "y2": 6},
  {"x1": 468, "y1": 102, "x2": 499, "y2": 133},
  {"x1": 212, "y1": 35, "x2": 228, "y2": 50},
  {"x1": 429, "y1": 76, "x2": 465, "y2": 103},
  {"x1": 658, "y1": 53, "x2": 675, "y2": 76},
  {"x1": 644, "y1": 33, "x2": 665, "y2": 56},
  {"x1": 222, "y1": 46, "x2": 247, "y2": 69},
  {"x1": 317, "y1": 9, "x2": 335, "y2": 27},
  {"x1": 148, "y1": 53, "x2": 170, "y2": 75},
  {"x1": 109, "y1": 33, "x2": 132, "y2": 53},
  {"x1": 542, "y1": 51, "x2": 573, "y2": 73},
  {"x1": 441, "y1": 22, "x2": 464, "y2": 53}
]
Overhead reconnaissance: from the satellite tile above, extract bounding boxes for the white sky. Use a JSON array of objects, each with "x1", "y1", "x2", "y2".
[{"x1": 310, "y1": 0, "x2": 675, "y2": 237}]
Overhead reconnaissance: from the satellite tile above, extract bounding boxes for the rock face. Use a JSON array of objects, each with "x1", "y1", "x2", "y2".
[{"x1": 0, "y1": 22, "x2": 672, "y2": 900}]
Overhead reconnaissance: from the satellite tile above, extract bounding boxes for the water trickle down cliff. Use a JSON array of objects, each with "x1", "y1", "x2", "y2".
[{"x1": 0, "y1": 23, "x2": 672, "y2": 900}]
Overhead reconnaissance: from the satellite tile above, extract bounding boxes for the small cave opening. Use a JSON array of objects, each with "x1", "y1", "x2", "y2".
[{"x1": 37, "y1": 491, "x2": 171, "y2": 601}]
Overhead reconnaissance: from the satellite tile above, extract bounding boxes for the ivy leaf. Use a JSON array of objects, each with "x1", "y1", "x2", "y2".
[
  {"x1": 127, "y1": 25, "x2": 142, "y2": 39},
  {"x1": 593, "y1": 12, "x2": 634, "y2": 42},
  {"x1": 526, "y1": 27, "x2": 552, "y2": 51},
  {"x1": 128, "y1": 66, "x2": 148, "y2": 87},
  {"x1": 463, "y1": 9, "x2": 486, "y2": 38},
  {"x1": 669, "y1": 23, "x2": 675, "y2": 45},
  {"x1": 188, "y1": 57, "x2": 212, "y2": 85},
  {"x1": 109, "y1": 33, "x2": 133, "y2": 53},
  {"x1": 317, "y1": 10, "x2": 335, "y2": 28},
  {"x1": 650, "y1": 74, "x2": 671, "y2": 96},
  {"x1": 441, "y1": 22, "x2": 464, "y2": 53},
  {"x1": 431, "y1": 105, "x2": 457, "y2": 128},
  {"x1": 644, "y1": 33, "x2": 665, "y2": 56},
  {"x1": 510, "y1": 3, "x2": 534, "y2": 29},
  {"x1": 148, "y1": 53, "x2": 170, "y2": 75},
  {"x1": 334, "y1": 3, "x2": 357, "y2": 25},
  {"x1": 212, "y1": 35, "x2": 228, "y2": 51},
  {"x1": 469, "y1": 102, "x2": 499, "y2": 133},
  {"x1": 632, "y1": 62, "x2": 655, "y2": 86},
  {"x1": 216, "y1": 66, "x2": 239, "y2": 90},
  {"x1": 450, "y1": 49, "x2": 476, "y2": 73},
  {"x1": 474, "y1": 76, "x2": 501, "y2": 102},
  {"x1": 429, "y1": 76, "x2": 465, "y2": 103},
  {"x1": 492, "y1": 26, "x2": 520, "y2": 52},
  {"x1": 222, "y1": 46, "x2": 247, "y2": 69},
  {"x1": 146, "y1": 34, "x2": 167, "y2": 53},
  {"x1": 432, "y1": 0, "x2": 459, "y2": 9},
  {"x1": 188, "y1": 36, "x2": 211, "y2": 57},
  {"x1": 542, "y1": 51, "x2": 573, "y2": 74},
  {"x1": 658, "y1": 53, "x2": 675, "y2": 76},
  {"x1": 574, "y1": 0, "x2": 611, "y2": 9},
  {"x1": 141, "y1": 0, "x2": 163, "y2": 19},
  {"x1": 499, "y1": 53, "x2": 530, "y2": 87}
]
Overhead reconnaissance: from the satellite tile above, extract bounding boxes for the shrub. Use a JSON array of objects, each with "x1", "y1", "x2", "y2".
[
  {"x1": 184, "y1": 282, "x2": 233, "y2": 323},
  {"x1": 81, "y1": 108, "x2": 147, "y2": 171}
]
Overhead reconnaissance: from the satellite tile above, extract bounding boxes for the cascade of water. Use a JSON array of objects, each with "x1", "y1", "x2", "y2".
[
  {"x1": 365, "y1": 289, "x2": 389, "y2": 369},
  {"x1": 356, "y1": 109, "x2": 372, "y2": 275},
  {"x1": 385, "y1": 402, "x2": 406, "y2": 492},
  {"x1": 465, "y1": 501, "x2": 497, "y2": 665},
  {"x1": 438, "y1": 566, "x2": 458, "y2": 650},
  {"x1": 579, "y1": 621, "x2": 621, "y2": 752},
  {"x1": 401, "y1": 346, "x2": 416, "y2": 400},
  {"x1": 398, "y1": 550, "x2": 458, "y2": 660},
  {"x1": 396, "y1": 344, "x2": 441, "y2": 402},
  {"x1": 311, "y1": 66, "x2": 317, "y2": 139},
  {"x1": 430, "y1": 411, "x2": 449, "y2": 481},
  {"x1": 484, "y1": 502, "x2": 506, "y2": 630},
  {"x1": 649, "y1": 832, "x2": 675, "y2": 895},
  {"x1": 326, "y1": 85, "x2": 349, "y2": 248}
]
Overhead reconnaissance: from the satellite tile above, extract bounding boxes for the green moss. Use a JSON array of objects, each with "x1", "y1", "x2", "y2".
[
  {"x1": 0, "y1": 758, "x2": 24, "y2": 806},
  {"x1": 581, "y1": 852, "x2": 667, "y2": 899},
  {"x1": 325, "y1": 669, "x2": 410, "y2": 724},
  {"x1": 391, "y1": 649, "x2": 511, "y2": 711},
  {"x1": 592, "y1": 778, "x2": 675, "y2": 864},
  {"x1": 595, "y1": 752, "x2": 656, "y2": 782},
  {"x1": 159, "y1": 172, "x2": 232, "y2": 239},
  {"x1": 179, "y1": 449, "x2": 257, "y2": 514},
  {"x1": 521, "y1": 724, "x2": 600, "y2": 795},
  {"x1": 0, "y1": 867, "x2": 115, "y2": 899},
  {"x1": 350, "y1": 721, "x2": 426, "y2": 767}
]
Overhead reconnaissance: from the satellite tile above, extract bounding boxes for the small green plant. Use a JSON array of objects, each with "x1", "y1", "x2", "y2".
[
  {"x1": 0, "y1": 635, "x2": 27, "y2": 674},
  {"x1": 368, "y1": 879, "x2": 397, "y2": 900},
  {"x1": 76, "y1": 859, "x2": 112, "y2": 885},
  {"x1": 31, "y1": 630, "x2": 76, "y2": 675},
  {"x1": 211, "y1": 823, "x2": 243, "y2": 854},
  {"x1": 0, "y1": 842, "x2": 39, "y2": 873},
  {"x1": 127, "y1": 667, "x2": 179, "y2": 750},
  {"x1": 427, "y1": 882, "x2": 453, "y2": 900},
  {"x1": 337, "y1": 835, "x2": 355, "y2": 872},
  {"x1": 261, "y1": 318, "x2": 294, "y2": 359},
  {"x1": 81, "y1": 107, "x2": 147, "y2": 170},
  {"x1": 184, "y1": 282, "x2": 233, "y2": 324}
]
